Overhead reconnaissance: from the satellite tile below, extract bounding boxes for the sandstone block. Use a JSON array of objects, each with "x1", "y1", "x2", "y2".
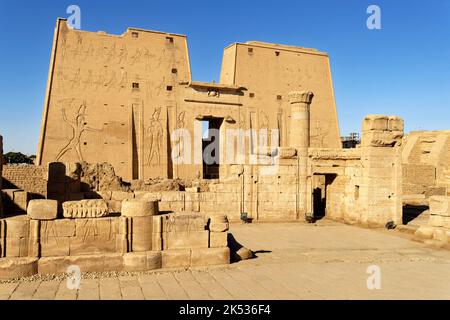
[
  {"x1": 0, "y1": 257, "x2": 38, "y2": 280},
  {"x1": 278, "y1": 147, "x2": 297, "y2": 159},
  {"x1": 97, "y1": 191, "x2": 112, "y2": 200},
  {"x1": 5, "y1": 216, "x2": 30, "y2": 238},
  {"x1": 111, "y1": 191, "x2": 134, "y2": 201},
  {"x1": 444, "y1": 217, "x2": 450, "y2": 229},
  {"x1": 62, "y1": 199, "x2": 109, "y2": 218},
  {"x1": 185, "y1": 187, "x2": 200, "y2": 193},
  {"x1": 146, "y1": 251, "x2": 162, "y2": 270},
  {"x1": 362, "y1": 115, "x2": 389, "y2": 132},
  {"x1": 123, "y1": 251, "x2": 162, "y2": 271},
  {"x1": 41, "y1": 219, "x2": 76, "y2": 237},
  {"x1": 5, "y1": 237, "x2": 29, "y2": 258},
  {"x1": 121, "y1": 199, "x2": 159, "y2": 217},
  {"x1": 123, "y1": 252, "x2": 147, "y2": 271},
  {"x1": 163, "y1": 213, "x2": 207, "y2": 233},
  {"x1": 165, "y1": 230, "x2": 209, "y2": 250},
  {"x1": 433, "y1": 228, "x2": 448, "y2": 242},
  {"x1": 191, "y1": 247, "x2": 230, "y2": 267},
  {"x1": 233, "y1": 247, "x2": 254, "y2": 261},
  {"x1": 161, "y1": 249, "x2": 191, "y2": 268},
  {"x1": 40, "y1": 236, "x2": 70, "y2": 257},
  {"x1": 38, "y1": 253, "x2": 123, "y2": 274},
  {"x1": 209, "y1": 214, "x2": 229, "y2": 232},
  {"x1": 27, "y1": 199, "x2": 58, "y2": 220},
  {"x1": 108, "y1": 200, "x2": 122, "y2": 213},
  {"x1": 388, "y1": 116, "x2": 404, "y2": 131},
  {"x1": 13, "y1": 191, "x2": 30, "y2": 213},
  {"x1": 429, "y1": 215, "x2": 444, "y2": 227},
  {"x1": 131, "y1": 233, "x2": 152, "y2": 252},
  {"x1": 415, "y1": 226, "x2": 435, "y2": 240},
  {"x1": 209, "y1": 232, "x2": 228, "y2": 248},
  {"x1": 429, "y1": 196, "x2": 450, "y2": 217}
]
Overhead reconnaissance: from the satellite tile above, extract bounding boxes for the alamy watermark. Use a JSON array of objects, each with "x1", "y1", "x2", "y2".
[
  {"x1": 366, "y1": 265, "x2": 381, "y2": 290},
  {"x1": 67, "y1": 5, "x2": 81, "y2": 30},
  {"x1": 367, "y1": 5, "x2": 381, "y2": 30},
  {"x1": 66, "y1": 264, "x2": 81, "y2": 290}
]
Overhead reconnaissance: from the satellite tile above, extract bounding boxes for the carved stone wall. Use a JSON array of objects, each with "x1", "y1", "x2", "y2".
[{"x1": 37, "y1": 19, "x2": 342, "y2": 182}]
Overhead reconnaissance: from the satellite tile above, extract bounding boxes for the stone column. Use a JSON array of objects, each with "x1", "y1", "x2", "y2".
[
  {"x1": 288, "y1": 91, "x2": 314, "y2": 219},
  {"x1": 288, "y1": 91, "x2": 314, "y2": 149}
]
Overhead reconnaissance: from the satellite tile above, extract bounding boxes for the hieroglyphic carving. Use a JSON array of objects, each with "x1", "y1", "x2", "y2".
[
  {"x1": 259, "y1": 111, "x2": 270, "y2": 147},
  {"x1": 78, "y1": 219, "x2": 100, "y2": 242},
  {"x1": 62, "y1": 200, "x2": 109, "y2": 218},
  {"x1": 55, "y1": 100, "x2": 102, "y2": 162},
  {"x1": 147, "y1": 107, "x2": 163, "y2": 165},
  {"x1": 41, "y1": 221, "x2": 58, "y2": 244},
  {"x1": 310, "y1": 120, "x2": 330, "y2": 147},
  {"x1": 173, "y1": 111, "x2": 186, "y2": 160},
  {"x1": 164, "y1": 214, "x2": 207, "y2": 234}
]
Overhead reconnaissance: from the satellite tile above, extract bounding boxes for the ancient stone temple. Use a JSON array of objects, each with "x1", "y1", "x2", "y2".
[
  {"x1": 36, "y1": 18, "x2": 340, "y2": 181},
  {"x1": 2, "y1": 19, "x2": 449, "y2": 281}
]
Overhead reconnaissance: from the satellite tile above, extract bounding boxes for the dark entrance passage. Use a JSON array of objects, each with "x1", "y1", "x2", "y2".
[
  {"x1": 312, "y1": 173, "x2": 337, "y2": 220},
  {"x1": 202, "y1": 117, "x2": 223, "y2": 179}
]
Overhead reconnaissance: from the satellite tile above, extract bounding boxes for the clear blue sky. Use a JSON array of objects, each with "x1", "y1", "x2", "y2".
[{"x1": 0, "y1": 0, "x2": 449, "y2": 155}]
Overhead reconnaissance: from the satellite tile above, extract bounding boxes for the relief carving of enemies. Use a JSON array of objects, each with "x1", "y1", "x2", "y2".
[
  {"x1": 55, "y1": 100, "x2": 103, "y2": 162},
  {"x1": 147, "y1": 107, "x2": 163, "y2": 165}
]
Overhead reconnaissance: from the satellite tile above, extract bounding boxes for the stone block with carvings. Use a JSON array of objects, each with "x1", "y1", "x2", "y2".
[{"x1": 62, "y1": 199, "x2": 109, "y2": 218}]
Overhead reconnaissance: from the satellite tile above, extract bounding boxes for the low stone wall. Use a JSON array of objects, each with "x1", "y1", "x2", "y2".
[
  {"x1": 0, "y1": 198, "x2": 230, "y2": 279},
  {"x1": 415, "y1": 196, "x2": 450, "y2": 246},
  {"x1": 2, "y1": 164, "x2": 47, "y2": 197}
]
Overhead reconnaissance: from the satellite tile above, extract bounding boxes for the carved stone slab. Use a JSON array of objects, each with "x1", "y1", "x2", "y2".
[{"x1": 62, "y1": 199, "x2": 109, "y2": 218}]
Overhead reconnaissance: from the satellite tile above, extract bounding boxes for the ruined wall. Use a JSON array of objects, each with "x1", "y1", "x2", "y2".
[
  {"x1": 220, "y1": 42, "x2": 341, "y2": 149},
  {"x1": 1, "y1": 165, "x2": 47, "y2": 197},
  {"x1": 415, "y1": 196, "x2": 450, "y2": 245},
  {"x1": 0, "y1": 204, "x2": 229, "y2": 277},
  {"x1": 402, "y1": 131, "x2": 450, "y2": 198},
  {"x1": 310, "y1": 115, "x2": 404, "y2": 226}
]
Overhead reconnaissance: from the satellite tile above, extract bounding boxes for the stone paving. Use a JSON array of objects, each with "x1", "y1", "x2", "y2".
[{"x1": 1, "y1": 220, "x2": 450, "y2": 300}]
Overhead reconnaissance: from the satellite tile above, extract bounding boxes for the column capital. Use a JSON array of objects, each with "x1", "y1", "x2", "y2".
[{"x1": 288, "y1": 91, "x2": 314, "y2": 104}]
